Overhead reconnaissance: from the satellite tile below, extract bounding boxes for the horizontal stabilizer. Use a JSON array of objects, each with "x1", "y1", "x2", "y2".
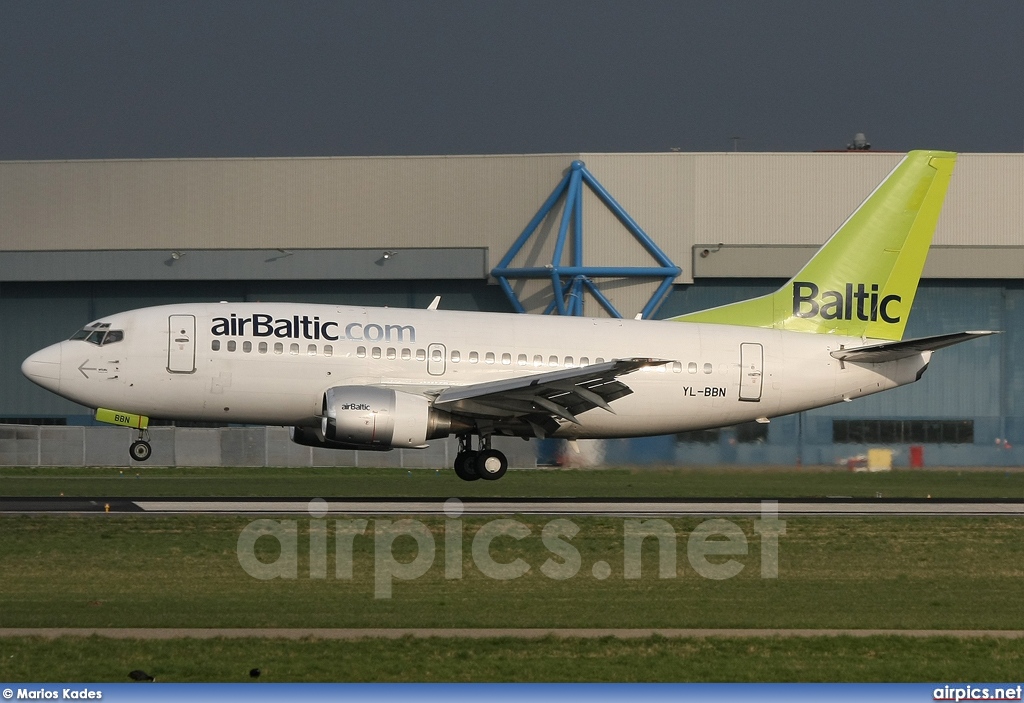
[{"x1": 831, "y1": 331, "x2": 997, "y2": 363}]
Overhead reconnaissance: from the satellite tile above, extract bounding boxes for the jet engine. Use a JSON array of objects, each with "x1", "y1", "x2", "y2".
[{"x1": 290, "y1": 386, "x2": 457, "y2": 451}]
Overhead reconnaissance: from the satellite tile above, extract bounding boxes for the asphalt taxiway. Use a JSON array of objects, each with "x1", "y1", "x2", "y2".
[{"x1": 3, "y1": 496, "x2": 1024, "y2": 516}]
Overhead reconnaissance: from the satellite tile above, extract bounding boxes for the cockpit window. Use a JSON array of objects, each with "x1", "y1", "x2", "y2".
[{"x1": 69, "y1": 323, "x2": 124, "y2": 347}]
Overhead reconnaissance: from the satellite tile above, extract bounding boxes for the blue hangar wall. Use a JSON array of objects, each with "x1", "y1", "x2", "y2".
[
  {"x1": 1, "y1": 279, "x2": 514, "y2": 423},
  {"x1": 3, "y1": 276, "x2": 1019, "y2": 468},
  {"x1": 605, "y1": 279, "x2": 1018, "y2": 468}
]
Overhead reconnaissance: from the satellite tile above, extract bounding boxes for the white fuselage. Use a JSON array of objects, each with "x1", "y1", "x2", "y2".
[{"x1": 24, "y1": 302, "x2": 930, "y2": 437}]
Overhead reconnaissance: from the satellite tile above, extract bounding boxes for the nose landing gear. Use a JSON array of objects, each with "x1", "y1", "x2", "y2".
[
  {"x1": 129, "y1": 430, "x2": 152, "y2": 462},
  {"x1": 453, "y1": 433, "x2": 508, "y2": 481}
]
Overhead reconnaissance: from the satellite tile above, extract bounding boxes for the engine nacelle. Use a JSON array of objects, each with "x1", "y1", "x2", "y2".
[
  {"x1": 289, "y1": 425, "x2": 390, "y2": 452},
  {"x1": 317, "y1": 386, "x2": 453, "y2": 449}
]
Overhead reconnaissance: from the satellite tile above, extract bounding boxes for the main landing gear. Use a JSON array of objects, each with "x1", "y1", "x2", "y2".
[
  {"x1": 129, "y1": 429, "x2": 152, "y2": 462},
  {"x1": 453, "y1": 434, "x2": 508, "y2": 481}
]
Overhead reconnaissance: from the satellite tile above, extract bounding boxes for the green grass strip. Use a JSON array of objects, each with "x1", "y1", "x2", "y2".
[
  {"x1": 3, "y1": 515, "x2": 1024, "y2": 630},
  {"x1": 2, "y1": 635, "x2": 1024, "y2": 682}
]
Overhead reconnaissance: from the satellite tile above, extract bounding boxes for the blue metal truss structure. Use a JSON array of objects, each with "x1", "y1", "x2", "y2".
[{"x1": 491, "y1": 160, "x2": 681, "y2": 319}]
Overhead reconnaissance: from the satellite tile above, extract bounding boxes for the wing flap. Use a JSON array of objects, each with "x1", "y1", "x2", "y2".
[{"x1": 432, "y1": 358, "x2": 666, "y2": 429}]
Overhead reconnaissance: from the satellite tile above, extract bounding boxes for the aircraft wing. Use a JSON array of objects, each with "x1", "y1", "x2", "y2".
[
  {"x1": 831, "y1": 331, "x2": 997, "y2": 363},
  {"x1": 431, "y1": 357, "x2": 667, "y2": 436}
]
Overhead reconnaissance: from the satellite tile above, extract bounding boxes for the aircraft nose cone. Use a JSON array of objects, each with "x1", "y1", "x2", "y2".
[{"x1": 22, "y1": 343, "x2": 62, "y2": 393}]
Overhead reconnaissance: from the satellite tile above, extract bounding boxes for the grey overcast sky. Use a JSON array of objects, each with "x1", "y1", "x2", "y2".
[{"x1": 2, "y1": 1, "x2": 1022, "y2": 160}]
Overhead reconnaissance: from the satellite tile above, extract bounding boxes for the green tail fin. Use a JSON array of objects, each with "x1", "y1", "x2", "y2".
[{"x1": 673, "y1": 150, "x2": 957, "y2": 341}]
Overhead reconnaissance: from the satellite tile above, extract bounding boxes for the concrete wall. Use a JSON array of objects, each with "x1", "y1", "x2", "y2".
[
  {"x1": 0, "y1": 425, "x2": 537, "y2": 470},
  {"x1": 5, "y1": 152, "x2": 1024, "y2": 317},
  {"x1": 7, "y1": 152, "x2": 1022, "y2": 256},
  {"x1": 4, "y1": 421, "x2": 1011, "y2": 470},
  {"x1": 604, "y1": 427, "x2": 1024, "y2": 469}
]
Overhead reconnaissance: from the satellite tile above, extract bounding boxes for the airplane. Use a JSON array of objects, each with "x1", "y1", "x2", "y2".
[{"x1": 21, "y1": 150, "x2": 994, "y2": 481}]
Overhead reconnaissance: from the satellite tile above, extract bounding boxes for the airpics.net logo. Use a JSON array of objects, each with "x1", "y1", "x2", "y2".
[{"x1": 236, "y1": 499, "x2": 786, "y2": 599}]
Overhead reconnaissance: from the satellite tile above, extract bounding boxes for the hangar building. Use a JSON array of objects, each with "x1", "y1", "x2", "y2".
[{"x1": 1, "y1": 151, "x2": 1022, "y2": 467}]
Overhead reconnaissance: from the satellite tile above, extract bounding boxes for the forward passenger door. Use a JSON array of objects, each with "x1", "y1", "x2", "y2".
[{"x1": 168, "y1": 315, "x2": 196, "y2": 373}]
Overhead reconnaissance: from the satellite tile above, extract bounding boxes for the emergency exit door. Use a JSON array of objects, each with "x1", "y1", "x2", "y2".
[
  {"x1": 168, "y1": 315, "x2": 196, "y2": 373},
  {"x1": 427, "y1": 343, "x2": 446, "y2": 376},
  {"x1": 739, "y1": 343, "x2": 763, "y2": 402}
]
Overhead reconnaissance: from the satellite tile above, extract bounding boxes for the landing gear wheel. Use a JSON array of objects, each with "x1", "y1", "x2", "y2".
[
  {"x1": 475, "y1": 449, "x2": 508, "y2": 481},
  {"x1": 454, "y1": 451, "x2": 480, "y2": 481},
  {"x1": 129, "y1": 440, "x2": 152, "y2": 462}
]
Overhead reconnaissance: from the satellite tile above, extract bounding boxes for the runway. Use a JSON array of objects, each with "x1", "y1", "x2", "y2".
[{"x1": 3, "y1": 496, "x2": 1024, "y2": 516}]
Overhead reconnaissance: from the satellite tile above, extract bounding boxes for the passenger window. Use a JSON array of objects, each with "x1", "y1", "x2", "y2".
[
  {"x1": 258, "y1": 342, "x2": 268, "y2": 354},
  {"x1": 671, "y1": 361, "x2": 682, "y2": 373},
  {"x1": 688, "y1": 362, "x2": 697, "y2": 374},
  {"x1": 549, "y1": 355, "x2": 558, "y2": 367},
  {"x1": 580, "y1": 356, "x2": 590, "y2": 366},
  {"x1": 501, "y1": 353, "x2": 511, "y2": 365},
  {"x1": 386, "y1": 348, "x2": 396, "y2": 360},
  {"x1": 517, "y1": 354, "x2": 527, "y2": 366},
  {"x1": 324, "y1": 345, "x2": 333, "y2": 357},
  {"x1": 485, "y1": 352, "x2": 495, "y2": 364},
  {"x1": 307, "y1": 344, "x2": 317, "y2": 356},
  {"x1": 290, "y1": 343, "x2": 299, "y2": 355},
  {"x1": 402, "y1": 348, "x2": 411, "y2": 361},
  {"x1": 595, "y1": 357, "x2": 605, "y2": 364},
  {"x1": 432, "y1": 348, "x2": 443, "y2": 362},
  {"x1": 274, "y1": 342, "x2": 284, "y2": 355},
  {"x1": 703, "y1": 363, "x2": 713, "y2": 374},
  {"x1": 372, "y1": 347, "x2": 381, "y2": 359},
  {"x1": 212, "y1": 340, "x2": 221, "y2": 351},
  {"x1": 565, "y1": 356, "x2": 574, "y2": 367},
  {"x1": 243, "y1": 341, "x2": 252, "y2": 353},
  {"x1": 416, "y1": 349, "x2": 426, "y2": 361},
  {"x1": 451, "y1": 350, "x2": 461, "y2": 363},
  {"x1": 227, "y1": 340, "x2": 236, "y2": 352},
  {"x1": 357, "y1": 346, "x2": 366, "y2": 358},
  {"x1": 533, "y1": 355, "x2": 543, "y2": 367},
  {"x1": 469, "y1": 352, "x2": 479, "y2": 364}
]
